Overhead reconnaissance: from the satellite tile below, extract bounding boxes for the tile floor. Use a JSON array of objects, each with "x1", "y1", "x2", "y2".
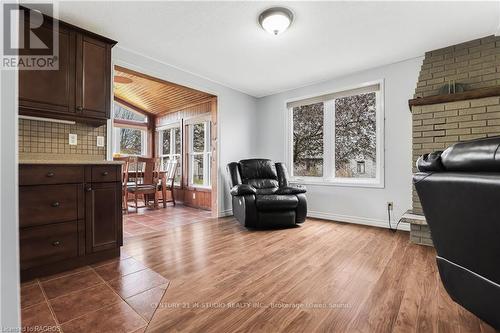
[
  {"x1": 123, "y1": 205, "x2": 212, "y2": 238},
  {"x1": 21, "y1": 205, "x2": 212, "y2": 333}
]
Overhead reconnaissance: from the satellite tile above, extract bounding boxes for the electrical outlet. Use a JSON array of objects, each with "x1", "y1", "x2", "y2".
[
  {"x1": 192, "y1": 193, "x2": 196, "y2": 199},
  {"x1": 69, "y1": 133, "x2": 77, "y2": 145},
  {"x1": 96, "y1": 136, "x2": 105, "y2": 147},
  {"x1": 387, "y1": 202, "x2": 394, "y2": 210}
]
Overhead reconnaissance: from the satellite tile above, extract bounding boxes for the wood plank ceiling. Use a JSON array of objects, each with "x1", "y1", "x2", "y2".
[{"x1": 114, "y1": 66, "x2": 215, "y2": 116}]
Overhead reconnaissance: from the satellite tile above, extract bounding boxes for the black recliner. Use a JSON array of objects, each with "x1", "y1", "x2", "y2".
[
  {"x1": 227, "y1": 159, "x2": 307, "y2": 228},
  {"x1": 414, "y1": 136, "x2": 500, "y2": 329}
]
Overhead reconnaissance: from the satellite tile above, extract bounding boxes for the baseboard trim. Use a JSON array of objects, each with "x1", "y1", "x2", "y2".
[
  {"x1": 219, "y1": 209, "x2": 233, "y2": 217},
  {"x1": 308, "y1": 210, "x2": 410, "y2": 231}
]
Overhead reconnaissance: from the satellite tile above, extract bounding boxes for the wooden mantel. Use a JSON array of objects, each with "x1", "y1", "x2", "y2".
[{"x1": 408, "y1": 86, "x2": 500, "y2": 110}]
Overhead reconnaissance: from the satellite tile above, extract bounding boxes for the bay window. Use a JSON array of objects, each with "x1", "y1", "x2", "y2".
[
  {"x1": 188, "y1": 119, "x2": 211, "y2": 188},
  {"x1": 287, "y1": 81, "x2": 384, "y2": 187},
  {"x1": 158, "y1": 124, "x2": 182, "y2": 185}
]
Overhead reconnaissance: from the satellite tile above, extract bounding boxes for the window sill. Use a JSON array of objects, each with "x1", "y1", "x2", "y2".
[
  {"x1": 290, "y1": 178, "x2": 384, "y2": 189},
  {"x1": 188, "y1": 185, "x2": 211, "y2": 191}
]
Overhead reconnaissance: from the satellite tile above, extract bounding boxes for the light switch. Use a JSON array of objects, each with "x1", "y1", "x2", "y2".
[
  {"x1": 69, "y1": 133, "x2": 77, "y2": 145},
  {"x1": 96, "y1": 136, "x2": 105, "y2": 147}
]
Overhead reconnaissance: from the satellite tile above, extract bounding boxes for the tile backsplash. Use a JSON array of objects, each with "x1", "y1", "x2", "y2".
[{"x1": 19, "y1": 119, "x2": 107, "y2": 161}]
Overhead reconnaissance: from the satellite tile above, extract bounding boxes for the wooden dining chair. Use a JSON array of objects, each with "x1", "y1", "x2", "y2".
[
  {"x1": 159, "y1": 159, "x2": 179, "y2": 207},
  {"x1": 113, "y1": 156, "x2": 131, "y2": 214},
  {"x1": 127, "y1": 157, "x2": 161, "y2": 212}
]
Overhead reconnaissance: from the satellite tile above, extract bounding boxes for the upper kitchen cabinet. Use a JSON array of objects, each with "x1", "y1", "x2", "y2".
[
  {"x1": 18, "y1": 7, "x2": 117, "y2": 124},
  {"x1": 76, "y1": 35, "x2": 112, "y2": 119}
]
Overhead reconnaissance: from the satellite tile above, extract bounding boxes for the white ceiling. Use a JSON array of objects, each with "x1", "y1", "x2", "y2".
[{"x1": 40, "y1": 1, "x2": 500, "y2": 97}]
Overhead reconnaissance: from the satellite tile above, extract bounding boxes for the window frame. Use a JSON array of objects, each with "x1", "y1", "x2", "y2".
[
  {"x1": 285, "y1": 79, "x2": 385, "y2": 188},
  {"x1": 112, "y1": 126, "x2": 148, "y2": 157},
  {"x1": 186, "y1": 115, "x2": 211, "y2": 189},
  {"x1": 112, "y1": 101, "x2": 149, "y2": 157},
  {"x1": 157, "y1": 122, "x2": 182, "y2": 186}
]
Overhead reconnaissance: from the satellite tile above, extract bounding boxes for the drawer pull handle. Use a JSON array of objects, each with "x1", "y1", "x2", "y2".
[
  {"x1": 51, "y1": 202, "x2": 60, "y2": 208},
  {"x1": 52, "y1": 241, "x2": 61, "y2": 246},
  {"x1": 47, "y1": 172, "x2": 55, "y2": 177},
  {"x1": 86, "y1": 187, "x2": 92, "y2": 192},
  {"x1": 102, "y1": 171, "x2": 109, "y2": 176},
  {"x1": 76, "y1": 106, "x2": 83, "y2": 111}
]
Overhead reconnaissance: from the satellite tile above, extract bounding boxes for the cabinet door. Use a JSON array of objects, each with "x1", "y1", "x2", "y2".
[
  {"x1": 19, "y1": 24, "x2": 76, "y2": 114},
  {"x1": 76, "y1": 34, "x2": 111, "y2": 119},
  {"x1": 85, "y1": 182, "x2": 122, "y2": 253}
]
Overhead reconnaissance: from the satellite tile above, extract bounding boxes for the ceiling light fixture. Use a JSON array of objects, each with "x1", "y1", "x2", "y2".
[{"x1": 258, "y1": 7, "x2": 293, "y2": 36}]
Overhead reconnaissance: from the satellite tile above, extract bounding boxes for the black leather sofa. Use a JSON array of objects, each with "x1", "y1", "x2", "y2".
[
  {"x1": 227, "y1": 159, "x2": 307, "y2": 228},
  {"x1": 414, "y1": 137, "x2": 500, "y2": 329}
]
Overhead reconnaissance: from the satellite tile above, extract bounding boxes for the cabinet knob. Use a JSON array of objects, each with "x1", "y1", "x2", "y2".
[
  {"x1": 86, "y1": 187, "x2": 92, "y2": 192},
  {"x1": 102, "y1": 171, "x2": 109, "y2": 176},
  {"x1": 51, "y1": 202, "x2": 60, "y2": 208},
  {"x1": 76, "y1": 106, "x2": 83, "y2": 111},
  {"x1": 46, "y1": 172, "x2": 55, "y2": 177},
  {"x1": 52, "y1": 241, "x2": 61, "y2": 247}
]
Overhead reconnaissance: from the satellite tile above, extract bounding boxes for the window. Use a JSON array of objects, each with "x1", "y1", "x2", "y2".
[
  {"x1": 188, "y1": 120, "x2": 211, "y2": 187},
  {"x1": 158, "y1": 125, "x2": 181, "y2": 185},
  {"x1": 287, "y1": 81, "x2": 383, "y2": 187},
  {"x1": 113, "y1": 103, "x2": 147, "y2": 123},
  {"x1": 112, "y1": 102, "x2": 148, "y2": 157}
]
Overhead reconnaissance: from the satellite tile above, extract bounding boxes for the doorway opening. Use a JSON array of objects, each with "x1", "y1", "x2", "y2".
[{"x1": 112, "y1": 66, "x2": 218, "y2": 232}]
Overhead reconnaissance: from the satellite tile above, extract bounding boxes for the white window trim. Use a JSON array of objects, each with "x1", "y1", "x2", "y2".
[
  {"x1": 188, "y1": 119, "x2": 211, "y2": 189},
  {"x1": 113, "y1": 126, "x2": 148, "y2": 157},
  {"x1": 157, "y1": 124, "x2": 182, "y2": 186},
  {"x1": 284, "y1": 79, "x2": 385, "y2": 189}
]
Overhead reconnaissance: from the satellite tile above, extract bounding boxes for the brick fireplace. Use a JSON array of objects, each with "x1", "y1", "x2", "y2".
[{"x1": 405, "y1": 35, "x2": 500, "y2": 246}]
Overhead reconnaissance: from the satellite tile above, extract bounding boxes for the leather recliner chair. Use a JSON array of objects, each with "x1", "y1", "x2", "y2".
[
  {"x1": 227, "y1": 159, "x2": 307, "y2": 228},
  {"x1": 414, "y1": 136, "x2": 500, "y2": 329}
]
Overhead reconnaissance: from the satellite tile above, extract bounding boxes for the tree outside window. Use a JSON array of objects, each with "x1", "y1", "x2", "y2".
[
  {"x1": 290, "y1": 83, "x2": 382, "y2": 185},
  {"x1": 293, "y1": 102, "x2": 324, "y2": 177}
]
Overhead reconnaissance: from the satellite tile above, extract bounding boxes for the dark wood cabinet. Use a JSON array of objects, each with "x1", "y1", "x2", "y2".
[
  {"x1": 19, "y1": 163, "x2": 122, "y2": 281},
  {"x1": 76, "y1": 35, "x2": 112, "y2": 119},
  {"x1": 85, "y1": 182, "x2": 122, "y2": 253},
  {"x1": 18, "y1": 8, "x2": 116, "y2": 124},
  {"x1": 18, "y1": 24, "x2": 76, "y2": 115}
]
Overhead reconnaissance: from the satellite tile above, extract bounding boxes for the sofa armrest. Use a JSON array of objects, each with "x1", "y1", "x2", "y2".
[
  {"x1": 230, "y1": 184, "x2": 257, "y2": 196},
  {"x1": 416, "y1": 151, "x2": 445, "y2": 172},
  {"x1": 276, "y1": 185, "x2": 307, "y2": 195}
]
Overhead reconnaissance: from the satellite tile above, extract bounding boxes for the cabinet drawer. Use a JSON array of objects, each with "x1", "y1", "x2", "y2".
[
  {"x1": 20, "y1": 221, "x2": 79, "y2": 270},
  {"x1": 20, "y1": 165, "x2": 84, "y2": 185},
  {"x1": 20, "y1": 184, "x2": 81, "y2": 227},
  {"x1": 91, "y1": 165, "x2": 119, "y2": 183}
]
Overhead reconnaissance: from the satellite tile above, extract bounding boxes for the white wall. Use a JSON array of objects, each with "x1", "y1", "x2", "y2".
[
  {"x1": 112, "y1": 47, "x2": 258, "y2": 215},
  {"x1": 0, "y1": 69, "x2": 20, "y2": 328},
  {"x1": 255, "y1": 57, "x2": 423, "y2": 229}
]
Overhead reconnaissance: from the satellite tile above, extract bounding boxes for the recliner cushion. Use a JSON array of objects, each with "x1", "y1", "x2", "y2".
[
  {"x1": 246, "y1": 178, "x2": 279, "y2": 189},
  {"x1": 255, "y1": 194, "x2": 298, "y2": 211},
  {"x1": 239, "y1": 159, "x2": 278, "y2": 182},
  {"x1": 441, "y1": 136, "x2": 500, "y2": 172}
]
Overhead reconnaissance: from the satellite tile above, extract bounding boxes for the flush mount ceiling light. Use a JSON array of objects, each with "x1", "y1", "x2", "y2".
[{"x1": 258, "y1": 7, "x2": 294, "y2": 36}]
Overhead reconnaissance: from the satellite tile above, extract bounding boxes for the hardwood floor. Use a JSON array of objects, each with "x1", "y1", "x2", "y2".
[{"x1": 120, "y1": 213, "x2": 496, "y2": 333}]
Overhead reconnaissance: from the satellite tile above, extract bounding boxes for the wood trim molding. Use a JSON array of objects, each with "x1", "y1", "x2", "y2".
[
  {"x1": 408, "y1": 86, "x2": 500, "y2": 110},
  {"x1": 114, "y1": 97, "x2": 153, "y2": 117},
  {"x1": 157, "y1": 97, "x2": 217, "y2": 116},
  {"x1": 113, "y1": 119, "x2": 148, "y2": 129}
]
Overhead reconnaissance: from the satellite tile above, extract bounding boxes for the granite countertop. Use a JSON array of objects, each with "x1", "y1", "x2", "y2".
[{"x1": 19, "y1": 160, "x2": 124, "y2": 165}]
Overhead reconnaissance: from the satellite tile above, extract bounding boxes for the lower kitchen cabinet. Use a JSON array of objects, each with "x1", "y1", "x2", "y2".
[{"x1": 19, "y1": 163, "x2": 123, "y2": 281}]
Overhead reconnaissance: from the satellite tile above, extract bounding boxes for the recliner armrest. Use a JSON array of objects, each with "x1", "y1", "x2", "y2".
[
  {"x1": 276, "y1": 185, "x2": 307, "y2": 195},
  {"x1": 416, "y1": 151, "x2": 445, "y2": 172},
  {"x1": 230, "y1": 184, "x2": 257, "y2": 196}
]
